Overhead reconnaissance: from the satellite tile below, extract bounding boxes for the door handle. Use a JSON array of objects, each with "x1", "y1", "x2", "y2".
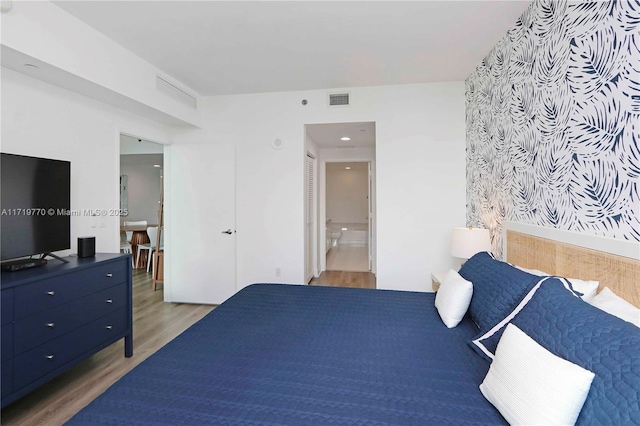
[{"x1": 221, "y1": 229, "x2": 234, "y2": 235}]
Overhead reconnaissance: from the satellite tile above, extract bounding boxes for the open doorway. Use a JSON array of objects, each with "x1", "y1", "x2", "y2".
[
  {"x1": 119, "y1": 134, "x2": 164, "y2": 290},
  {"x1": 304, "y1": 121, "x2": 376, "y2": 288},
  {"x1": 325, "y1": 161, "x2": 370, "y2": 272}
]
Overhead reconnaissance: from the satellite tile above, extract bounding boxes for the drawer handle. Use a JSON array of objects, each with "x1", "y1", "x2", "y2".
[
  {"x1": 47, "y1": 322, "x2": 55, "y2": 328},
  {"x1": 47, "y1": 291, "x2": 55, "y2": 296},
  {"x1": 106, "y1": 273, "x2": 113, "y2": 278},
  {"x1": 106, "y1": 299, "x2": 113, "y2": 304},
  {"x1": 46, "y1": 354, "x2": 55, "y2": 360},
  {"x1": 105, "y1": 325, "x2": 113, "y2": 330}
]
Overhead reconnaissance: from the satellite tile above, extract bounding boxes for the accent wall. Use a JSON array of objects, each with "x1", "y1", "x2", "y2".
[{"x1": 465, "y1": 0, "x2": 640, "y2": 258}]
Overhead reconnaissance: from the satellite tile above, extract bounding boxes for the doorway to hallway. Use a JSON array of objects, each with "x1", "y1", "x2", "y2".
[{"x1": 304, "y1": 121, "x2": 376, "y2": 283}]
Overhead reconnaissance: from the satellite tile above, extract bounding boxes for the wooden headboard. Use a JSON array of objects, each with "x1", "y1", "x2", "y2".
[{"x1": 506, "y1": 229, "x2": 640, "y2": 308}]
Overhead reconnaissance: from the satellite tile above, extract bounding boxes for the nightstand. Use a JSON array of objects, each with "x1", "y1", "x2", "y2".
[{"x1": 431, "y1": 271, "x2": 448, "y2": 292}]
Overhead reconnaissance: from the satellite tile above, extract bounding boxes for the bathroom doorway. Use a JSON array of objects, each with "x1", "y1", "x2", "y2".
[{"x1": 325, "y1": 161, "x2": 371, "y2": 272}]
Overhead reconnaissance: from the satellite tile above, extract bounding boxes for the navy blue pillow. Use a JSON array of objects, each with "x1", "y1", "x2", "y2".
[
  {"x1": 498, "y1": 279, "x2": 640, "y2": 425},
  {"x1": 458, "y1": 252, "x2": 540, "y2": 333},
  {"x1": 469, "y1": 277, "x2": 576, "y2": 362}
]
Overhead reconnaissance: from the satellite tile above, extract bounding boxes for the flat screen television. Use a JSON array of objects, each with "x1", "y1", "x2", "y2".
[{"x1": 1, "y1": 153, "x2": 71, "y2": 265}]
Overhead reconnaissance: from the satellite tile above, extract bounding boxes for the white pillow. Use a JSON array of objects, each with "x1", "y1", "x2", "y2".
[
  {"x1": 514, "y1": 265, "x2": 549, "y2": 276},
  {"x1": 480, "y1": 324, "x2": 595, "y2": 426},
  {"x1": 589, "y1": 287, "x2": 640, "y2": 327},
  {"x1": 568, "y1": 278, "x2": 599, "y2": 302},
  {"x1": 434, "y1": 269, "x2": 473, "y2": 328},
  {"x1": 514, "y1": 265, "x2": 599, "y2": 302}
]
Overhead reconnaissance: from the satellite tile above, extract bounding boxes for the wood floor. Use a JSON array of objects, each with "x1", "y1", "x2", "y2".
[
  {"x1": 1, "y1": 269, "x2": 215, "y2": 426},
  {"x1": 310, "y1": 270, "x2": 376, "y2": 289},
  {"x1": 318, "y1": 243, "x2": 376, "y2": 288}
]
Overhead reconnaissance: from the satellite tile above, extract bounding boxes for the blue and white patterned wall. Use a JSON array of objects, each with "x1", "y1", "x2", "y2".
[{"x1": 465, "y1": 0, "x2": 640, "y2": 258}]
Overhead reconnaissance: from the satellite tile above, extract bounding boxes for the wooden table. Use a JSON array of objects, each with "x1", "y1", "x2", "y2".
[{"x1": 121, "y1": 224, "x2": 157, "y2": 269}]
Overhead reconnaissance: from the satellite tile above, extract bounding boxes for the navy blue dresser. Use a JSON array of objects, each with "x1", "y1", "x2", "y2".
[{"x1": 1, "y1": 253, "x2": 133, "y2": 408}]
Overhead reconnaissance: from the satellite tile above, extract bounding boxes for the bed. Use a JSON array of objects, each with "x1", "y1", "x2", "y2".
[{"x1": 67, "y1": 229, "x2": 640, "y2": 425}]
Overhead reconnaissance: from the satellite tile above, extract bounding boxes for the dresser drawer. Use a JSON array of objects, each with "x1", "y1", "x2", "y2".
[
  {"x1": 2, "y1": 325, "x2": 13, "y2": 361},
  {"x1": 13, "y1": 308, "x2": 127, "y2": 391},
  {"x1": 13, "y1": 284, "x2": 127, "y2": 355},
  {"x1": 1, "y1": 289, "x2": 13, "y2": 325},
  {"x1": 14, "y1": 260, "x2": 127, "y2": 319}
]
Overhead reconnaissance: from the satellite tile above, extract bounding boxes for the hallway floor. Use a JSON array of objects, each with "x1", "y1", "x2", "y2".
[
  {"x1": 326, "y1": 244, "x2": 369, "y2": 272},
  {"x1": 310, "y1": 270, "x2": 375, "y2": 289}
]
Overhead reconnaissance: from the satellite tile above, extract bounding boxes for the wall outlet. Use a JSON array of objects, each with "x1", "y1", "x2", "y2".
[{"x1": 275, "y1": 267, "x2": 281, "y2": 278}]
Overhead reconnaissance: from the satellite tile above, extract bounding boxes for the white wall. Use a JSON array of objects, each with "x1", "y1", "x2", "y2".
[
  {"x1": 1, "y1": 67, "x2": 173, "y2": 256},
  {"x1": 376, "y1": 91, "x2": 467, "y2": 291},
  {"x1": 191, "y1": 81, "x2": 466, "y2": 293},
  {"x1": 326, "y1": 163, "x2": 369, "y2": 224}
]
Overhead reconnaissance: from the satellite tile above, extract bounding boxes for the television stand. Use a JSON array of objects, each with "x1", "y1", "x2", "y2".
[
  {"x1": 0, "y1": 258, "x2": 47, "y2": 272},
  {"x1": 41, "y1": 252, "x2": 70, "y2": 263}
]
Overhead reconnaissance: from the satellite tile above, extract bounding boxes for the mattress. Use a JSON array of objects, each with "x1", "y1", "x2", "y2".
[{"x1": 67, "y1": 284, "x2": 506, "y2": 425}]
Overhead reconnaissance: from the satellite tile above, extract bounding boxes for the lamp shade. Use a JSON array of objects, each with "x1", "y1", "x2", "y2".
[{"x1": 451, "y1": 227, "x2": 491, "y2": 259}]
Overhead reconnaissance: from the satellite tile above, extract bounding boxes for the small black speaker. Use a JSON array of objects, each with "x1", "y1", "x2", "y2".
[{"x1": 78, "y1": 236, "x2": 95, "y2": 258}]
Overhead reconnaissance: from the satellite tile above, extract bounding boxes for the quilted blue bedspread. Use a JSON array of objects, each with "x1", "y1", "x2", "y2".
[{"x1": 67, "y1": 284, "x2": 505, "y2": 425}]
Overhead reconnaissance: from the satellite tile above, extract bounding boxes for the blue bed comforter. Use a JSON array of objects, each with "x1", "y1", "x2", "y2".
[{"x1": 67, "y1": 284, "x2": 505, "y2": 425}]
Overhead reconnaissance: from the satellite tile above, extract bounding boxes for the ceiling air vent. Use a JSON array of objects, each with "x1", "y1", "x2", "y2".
[
  {"x1": 156, "y1": 75, "x2": 197, "y2": 109},
  {"x1": 328, "y1": 92, "x2": 350, "y2": 107}
]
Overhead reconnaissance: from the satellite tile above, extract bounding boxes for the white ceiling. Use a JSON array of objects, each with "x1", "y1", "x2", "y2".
[
  {"x1": 327, "y1": 161, "x2": 369, "y2": 171},
  {"x1": 53, "y1": 1, "x2": 531, "y2": 97},
  {"x1": 307, "y1": 121, "x2": 375, "y2": 148},
  {"x1": 120, "y1": 135, "x2": 165, "y2": 155}
]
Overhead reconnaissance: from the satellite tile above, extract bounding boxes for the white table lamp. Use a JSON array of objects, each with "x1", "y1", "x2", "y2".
[{"x1": 451, "y1": 227, "x2": 491, "y2": 259}]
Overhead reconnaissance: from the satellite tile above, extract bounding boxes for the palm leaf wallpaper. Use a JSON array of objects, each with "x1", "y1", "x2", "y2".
[{"x1": 466, "y1": 0, "x2": 640, "y2": 258}]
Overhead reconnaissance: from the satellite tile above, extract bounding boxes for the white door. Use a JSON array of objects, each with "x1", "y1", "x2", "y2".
[
  {"x1": 305, "y1": 154, "x2": 316, "y2": 282},
  {"x1": 368, "y1": 162, "x2": 373, "y2": 271},
  {"x1": 165, "y1": 142, "x2": 236, "y2": 305}
]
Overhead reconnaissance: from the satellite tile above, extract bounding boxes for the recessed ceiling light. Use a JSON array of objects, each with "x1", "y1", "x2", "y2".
[
  {"x1": 345, "y1": 167, "x2": 351, "y2": 170},
  {"x1": 153, "y1": 164, "x2": 161, "y2": 168},
  {"x1": 340, "y1": 137, "x2": 351, "y2": 141}
]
